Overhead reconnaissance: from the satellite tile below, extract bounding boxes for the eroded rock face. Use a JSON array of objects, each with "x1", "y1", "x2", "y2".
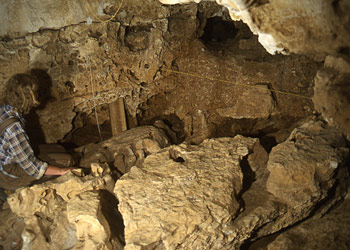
[
  {"x1": 0, "y1": 0, "x2": 115, "y2": 37},
  {"x1": 0, "y1": 0, "x2": 171, "y2": 143},
  {"x1": 161, "y1": 0, "x2": 350, "y2": 56},
  {"x1": 266, "y1": 198, "x2": 350, "y2": 250},
  {"x1": 0, "y1": 207, "x2": 24, "y2": 250},
  {"x1": 266, "y1": 120, "x2": 348, "y2": 207},
  {"x1": 114, "y1": 120, "x2": 349, "y2": 249},
  {"x1": 80, "y1": 125, "x2": 171, "y2": 174},
  {"x1": 0, "y1": 0, "x2": 319, "y2": 145},
  {"x1": 114, "y1": 135, "x2": 259, "y2": 249},
  {"x1": 1, "y1": 120, "x2": 348, "y2": 249},
  {"x1": 313, "y1": 56, "x2": 350, "y2": 136},
  {"x1": 6, "y1": 170, "x2": 122, "y2": 250}
]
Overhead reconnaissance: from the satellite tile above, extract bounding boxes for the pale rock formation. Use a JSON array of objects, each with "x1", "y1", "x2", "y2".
[
  {"x1": 80, "y1": 125, "x2": 171, "y2": 174},
  {"x1": 114, "y1": 135, "x2": 261, "y2": 249},
  {"x1": 115, "y1": 120, "x2": 349, "y2": 249},
  {"x1": 6, "y1": 170, "x2": 122, "y2": 250},
  {"x1": 67, "y1": 191, "x2": 112, "y2": 250},
  {"x1": 0, "y1": 206, "x2": 24, "y2": 250},
  {"x1": 205, "y1": 120, "x2": 349, "y2": 248},
  {"x1": 266, "y1": 120, "x2": 349, "y2": 208},
  {"x1": 0, "y1": 0, "x2": 117, "y2": 37}
]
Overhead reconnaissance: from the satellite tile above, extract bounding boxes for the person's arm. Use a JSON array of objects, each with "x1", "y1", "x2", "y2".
[
  {"x1": 44, "y1": 165, "x2": 72, "y2": 176},
  {"x1": 8, "y1": 122, "x2": 72, "y2": 179},
  {"x1": 7, "y1": 122, "x2": 48, "y2": 179}
]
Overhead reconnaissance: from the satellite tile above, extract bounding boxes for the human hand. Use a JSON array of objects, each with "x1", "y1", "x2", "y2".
[
  {"x1": 45, "y1": 166, "x2": 73, "y2": 176},
  {"x1": 59, "y1": 167, "x2": 73, "y2": 175}
]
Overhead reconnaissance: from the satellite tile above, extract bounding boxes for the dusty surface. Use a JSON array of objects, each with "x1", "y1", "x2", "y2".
[{"x1": 140, "y1": 19, "x2": 319, "y2": 145}]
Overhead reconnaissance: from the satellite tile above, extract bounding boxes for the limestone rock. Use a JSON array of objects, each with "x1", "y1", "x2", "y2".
[
  {"x1": 0, "y1": 207, "x2": 24, "y2": 250},
  {"x1": 216, "y1": 84, "x2": 274, "y2": 119},
  {"x1": 266, "y1": 120, "x2": 348, "y2": 208},
  {"x1": 161, "y1": 0, "x2": 350, "y2": 56},
  {"x1": 313, "y1": 56, "x2": 350, "y2": 135},
  {"x1": 36, "y1": 100, "x2": 76, "y2": 143},
  {"x1": 0, "y1": 0, "x2": 171, "y2": 143},
  {"x1": 203, "y1": 120, "x2": 349, "y2": 248},
  {"x1": 0, "y1": 0, "x2": 318, "y2": 145},
  {"x1": 80, "y1": 125, "x2": 170, "y2": 174},
  {"x1": 266, "y1": 199, "x2": 350, "y2": 250},
  {"x1": 0, "y1": 0, "x2": 117, "y2": 38},
  {"x1": 6, "y1": 170, "x2": 122, "y2": 250},
  {"x1": 67, "y1": 191, "x2": 112, "y2": 250},
  {"x1": 114, "y1": 135, "x2": 259, "y2": 249}
]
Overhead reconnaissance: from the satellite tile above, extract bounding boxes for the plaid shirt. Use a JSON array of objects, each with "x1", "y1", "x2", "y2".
[{"x1": 0, "y1": 105, "x2": 47, "y2": 179}]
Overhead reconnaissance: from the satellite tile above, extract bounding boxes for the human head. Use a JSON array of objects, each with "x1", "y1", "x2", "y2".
[{"x1": 5, "y1": 73, "x2": 40, "y2": 114}]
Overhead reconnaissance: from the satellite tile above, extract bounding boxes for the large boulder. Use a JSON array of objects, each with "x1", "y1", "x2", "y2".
[
  {"x1": 114, "y1": 120, "x2": 349, "y2": 249},
  {"x1": 266, "y1": 120, "x2": 348, "y2": 209},
  {"x1": 6, "y1": 169, "x2": 123, "y2": 250},
  {"x1": 114, "y1": 135, "x2": 260, "y2": 249}
]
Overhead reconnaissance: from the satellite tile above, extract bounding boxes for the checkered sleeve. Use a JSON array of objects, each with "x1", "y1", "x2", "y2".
[{"x1": 7, "y1": 122, "x2": 48, "y2": 179}]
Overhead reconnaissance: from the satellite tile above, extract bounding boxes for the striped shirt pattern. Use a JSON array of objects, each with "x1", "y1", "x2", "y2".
[{"x1": 0, "y1": 105, "x2": 47, "y2": 179}]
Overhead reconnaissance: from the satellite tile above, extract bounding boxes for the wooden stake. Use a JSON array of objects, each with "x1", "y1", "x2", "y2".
[{"x1": 109, "y1": 98, "x2": 127, "y2": 136}]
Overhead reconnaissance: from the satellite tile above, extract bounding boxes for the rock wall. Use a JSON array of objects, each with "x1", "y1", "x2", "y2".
[
  {"x1": 313, "y1": 56, "x2": 350, "y2": 136},
  {"x1": 0, "y1": 0, "x2": 113, "y2": 37},
  {"x1": 158, "y1": 0, "x2": 350, "y2": 138},
  {"x1": 161, "y1": 0, "x2": 350, "y2": 57},
  {"x1": 0, "y1": 0, "x2": 319, "y2": 144},
  {"x1": 0, "y1": 0, "x2": 172, "y2": 142}
]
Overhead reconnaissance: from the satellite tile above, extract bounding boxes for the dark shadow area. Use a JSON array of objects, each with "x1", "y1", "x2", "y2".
[
  {"x1": 124, "y1": 25, "x2": 151, "y2": 52},
  {"x1": 200, "y1": 16, "x2": 238, "y2": 44},
  {"x1": 61, "y1": 110, "x2": 113, "y2": 147},
  {"x1": 25, "y1": 69, "x2": 54, "y2": 151},
  {"x1": 235, "y1": 155, "x2": 256, "y2": 214},
  {"x1": 139, "y1": 114, "x2": 186, "y2": 144},
  {"x1": 239, "y1": 155, "x2": 256, "y2": 194},
  {"x1": 24, "y1": 69, "x2": 79, "y2": 160},
  {"x1": 338, "y1": 46, "x2": 350, "y2": 56},
  {"x1": 259, "y1": 135, "x2": 278, "y2": 153},
  {"x1": 100, "y1": 190, "x2": 125, "y2": 247},
  {"x1": 213, "y1": 116, "x2": 303, "y2": 152}
]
